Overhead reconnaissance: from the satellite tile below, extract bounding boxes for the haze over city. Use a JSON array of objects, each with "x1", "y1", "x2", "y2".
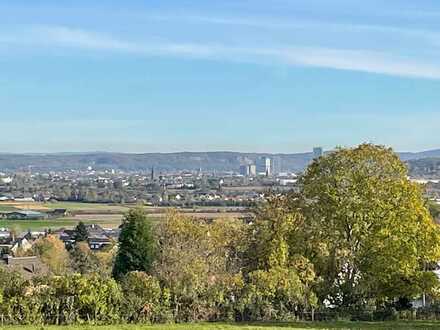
[{"x1": 1, "y1": 0, "x2": 440, "y2": 153}]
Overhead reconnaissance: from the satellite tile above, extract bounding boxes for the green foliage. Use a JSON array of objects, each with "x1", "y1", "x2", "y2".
[
  {"x1": 74, "y1": 221, "x2": 89, "y2": 242},
  {"x1": 297, "y1": 144, "x2": 440, "y2": 307},
  {"x1": 428, "y1": 201, "x2": 440, "y2": 220},
  {"x1": 1, "y1": 144, "x2": 440, "y2": 326},
  {"x1": 5, "y1": 321, "x2": 440, "y2": 329},
  {"x1": 32, "y1": 235, "x2": 70, "y2": 275},
  {"x1": 120, "y1": 271, "x2": 171, "y2": 323},
  {"x1": 241, "y1": 266, "x2": 316, "y2": 321},
  {"x1": 0, "y1": 273, "x2": 122, "y2": 325},
  {"x1": 154, "y1": 212, "x2": 246, "y2": 322},
  {"x1": 113, "y1": 207, "x2": 156, "y2": 279},
  {"x1": 70, "y1": 242, "x2": 100, "y2": 275},
  {"x1": 246, "y1": 193, "x2": 310, "y2": 271},
  {"x1": 241, "y1": 196, "x2": 317, "y2": 321}
]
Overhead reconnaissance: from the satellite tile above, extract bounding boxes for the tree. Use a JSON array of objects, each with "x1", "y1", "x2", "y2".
[
  {"x1": 45, "y1": 274, "x2": 122, "y2": 324},
  {"x1": 71, "y1": 232, "x2": 115, "y2": 276},
  {"x1": 120, "y1": 271, "x2": 165, "y2": 323},
  {"x1": 428, "y1": 201, "x2": 440, "y2": 221},
  {"x1": 70, "y1": 241, "x2": 99, "y2": 275},
  {"x1": 297, "y1": 144, "x2": 440, "y2": 307},
  {"x1": 33, "y1": 235, "x2": 70, "y2": 275},
  {"x1": 74, "y1": 221, "x2": 89, "y2": 242},
  {"x1": 242, "y1": 195, "x2": 317, "y2": 320},
  {"x1": 246, "y1": 193, "x2": 305, "y2": 271},
  {"x1": 113, "y1": 207, "x2": 156, "y2": 279},
  {"x1": 153, "y1": 211, "x2": 246, "y2": 321},
  {"x1": 242, "y1": 266, "x2": 315, "y2": 321}
]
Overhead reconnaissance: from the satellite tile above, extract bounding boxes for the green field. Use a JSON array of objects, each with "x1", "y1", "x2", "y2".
[
  {"x1": 3, "y1": 321, "x2": 440, "y2": 330},
  {"x1": 0, "y1": 218, "x2": 124, "y2": 232},
  {"x1": 43, "y1": 201, "x2": 130, "y2": 212}
]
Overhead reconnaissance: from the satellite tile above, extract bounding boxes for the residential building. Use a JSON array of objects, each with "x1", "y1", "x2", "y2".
[{"x1": 6, "y1": 210, "x2": 46, "y2": 220}]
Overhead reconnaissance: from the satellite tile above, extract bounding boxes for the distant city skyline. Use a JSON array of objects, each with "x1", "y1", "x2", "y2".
[{"x1": 1, "y1": 1, "x2": 440, "y2": 153}]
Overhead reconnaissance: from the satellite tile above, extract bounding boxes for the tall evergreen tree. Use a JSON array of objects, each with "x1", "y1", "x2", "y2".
[
  {"x1": 113, "y1": 207, "x2": 155, "y2": 279},
  {"x1": 74, "y1": 221, "x2": 89, "y2": 242}
]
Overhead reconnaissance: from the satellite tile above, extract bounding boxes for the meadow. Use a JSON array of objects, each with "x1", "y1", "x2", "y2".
[{"x1": 3, "y1": 321, "x2": 440, "y2": 330}]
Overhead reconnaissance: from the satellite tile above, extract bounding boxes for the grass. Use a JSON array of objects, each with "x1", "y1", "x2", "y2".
[
  {"x1": 3, "y1": 321, "x2": 440, "y2": 329},
  {"x1": 0, "y1": 217, "x2": 126, "y2": 232},
  {"x1": 0, "y1": 205, "x2": 20, "y2": 212},
  {"x1": 0, "y1": 219, "x2": 81, "y2": 232},
  {"x1": 0, "y1": 201, "x2": 131, "y2": 212}
]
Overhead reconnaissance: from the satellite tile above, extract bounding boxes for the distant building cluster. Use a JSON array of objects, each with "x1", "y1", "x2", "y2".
[
  {"x1": 238, "y1": 148, "x2": 324, "y2": 178},
  {"x1": 240, "y1": 156, "x2": 282, "y2": 178}
]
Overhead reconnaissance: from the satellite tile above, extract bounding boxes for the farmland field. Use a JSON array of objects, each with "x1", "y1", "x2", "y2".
[
  {"x1": 0, "y1": 201, "x2": 251, "y2": 232},
  {"x1": 0, "y1": 201, "x2": 130, "y2": 212},
  {"x1": 0, "y1": 201, "x2": 131, "y2": 231},
  {"x1": 3, "y1": 321, "x2": 440, "y2": 329},
  {"x1": 0, "y1": 217, "x2": 124, "y2": 232}
]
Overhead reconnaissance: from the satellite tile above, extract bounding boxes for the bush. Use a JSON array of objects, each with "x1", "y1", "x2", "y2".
[{"x1": 120, "y1": 271, "x2": 171, "y2": 323}]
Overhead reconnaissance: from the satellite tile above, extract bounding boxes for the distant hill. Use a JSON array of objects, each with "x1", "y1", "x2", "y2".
[
  {"x1": 407, "y1": 157, "x2": 440, "y2": 177},
  {"x1": 0, "y1": 149, "x2": 439, "y2": 173},
  {"x1": 399, "y1": 149, "x2": 440, "y2": 161},
  {"x1": 0, "y1": 152, "x2": 312, "y2": 173}
]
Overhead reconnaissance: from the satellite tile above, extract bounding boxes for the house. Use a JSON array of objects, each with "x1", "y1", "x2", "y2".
[
  {"x1": 56, "y1": 229, "x2": 76, "y2": 247},
  {"x1": 5, "y1": 210, "x2": 47, "y2": 220},
  {"x1": 85, "y1": 224, "x2": 113, "y2": 250},
  {"x1": 0, "y1": 177, "x2": 13, "y2": 184},
  {"x1": 21, "y1": 230, "x2": 46, "y2": 241},
  {"x1": 14, "y1": 197, "x2": 35, "y2": 202},
  {"x1": 88, "y1": 235, "x2": 113, "y2": 250},
  {"x1": 411, "y1": 267, "x2": 440, "y2": 309},
  {"x1": 0, "y1": 255, "x2": 49, "y2": 279},
  {"x1": 0, "y1": 228, "x2": 13, "y2": 254},
  {"x1": 0, "y1": 194, "x2": 14, "y2": 201},
  {"x1": 57, "y1": 225, "x2": 117, "y2": 251},
  {"x1": 0, "y1": 228, "x2": 12, "y2": 243},
  {"x1": 46, "y1": 208, "x2": 68, "y2": 219},
  {"x1": 11, "y1": 237, "x2": 33, "y2": 254},
  {"x1": 104, "y1": 228, "x2": 121, "y2": 240}
]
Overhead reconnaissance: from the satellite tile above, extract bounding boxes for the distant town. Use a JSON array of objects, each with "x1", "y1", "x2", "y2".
[
  {"x1": 0, "y1": 146, "x2": 440, "y2": 278},
  {"x1": 0, "y1": 147, "x2": 439, "y2": 209}
]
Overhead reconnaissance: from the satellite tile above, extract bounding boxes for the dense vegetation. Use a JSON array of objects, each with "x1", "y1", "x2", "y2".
[
  {"x1": 5, "y1": 321, "x2": 440, "y2": 330},
  {"x1": 2, "y1": 144, "x2": 440, "y2": 326}
]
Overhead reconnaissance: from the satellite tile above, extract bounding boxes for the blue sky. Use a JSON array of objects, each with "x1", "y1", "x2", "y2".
[{"x1": 1, "y1": 0, "x2": 440, "y2": 153}]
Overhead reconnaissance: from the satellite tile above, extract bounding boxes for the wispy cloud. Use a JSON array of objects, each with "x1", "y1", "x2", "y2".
[
  {"x1": 149, "y1": 14, "x2": 440, "y2": 47},
  {"x1": 2, "y1": 25, "x2": 440, "y2": 80}
]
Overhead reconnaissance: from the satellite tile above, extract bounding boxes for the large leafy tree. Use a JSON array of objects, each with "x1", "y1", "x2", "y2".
[
  {"x1": 33, "y1": 235, "x2": 70, "y2": 275},
  {"x1": 113, "y1": 207, "x2": 156, "y2": 279},
  {"x1": 298, "y1": 144, "x2": 440, "y2": 307}
]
